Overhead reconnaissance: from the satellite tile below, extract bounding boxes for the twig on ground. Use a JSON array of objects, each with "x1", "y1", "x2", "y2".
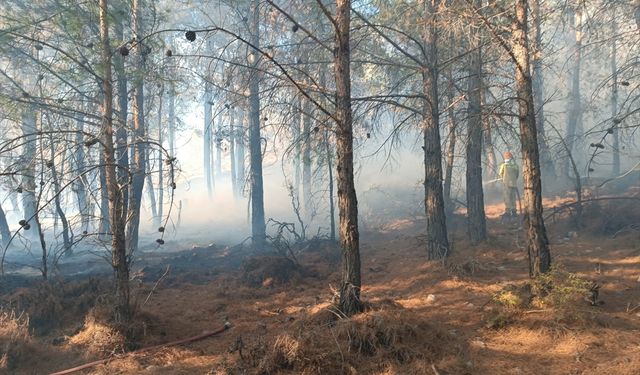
[{"x1": 143, "y1": 265, "x2": 171, "y2": 306}]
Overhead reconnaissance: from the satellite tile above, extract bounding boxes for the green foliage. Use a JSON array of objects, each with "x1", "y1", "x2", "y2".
[{"x1": 531, "y1": 265, "x2": 594, "y2": 309}]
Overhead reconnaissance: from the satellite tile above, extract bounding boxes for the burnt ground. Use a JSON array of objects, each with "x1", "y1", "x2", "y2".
[{"x1": 1, "y1": 196, "x2": 640, "y2": 374}]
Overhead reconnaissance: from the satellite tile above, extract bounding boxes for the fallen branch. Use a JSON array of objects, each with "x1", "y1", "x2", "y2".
[
  {"x1": 544, "y1": 197, "x2": 640, "y2": 221},
  {"x1": 143, "y1": 265, "x2": 171, "y2": 306},
  {"x1": 49, "y1": 322, "x2": 231, "y2": 375}
]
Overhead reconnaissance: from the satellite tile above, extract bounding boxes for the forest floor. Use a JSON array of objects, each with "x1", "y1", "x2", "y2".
[{"x1": 2, "y1": 196, "x2": 640, "y2": 374}]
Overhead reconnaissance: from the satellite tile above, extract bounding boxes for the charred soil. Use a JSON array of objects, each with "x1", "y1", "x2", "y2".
[{"x1": 2, "y1": 200, "x2": 640, "y2": 374}]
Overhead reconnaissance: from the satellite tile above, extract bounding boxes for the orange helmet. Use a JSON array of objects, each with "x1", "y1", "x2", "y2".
[{"x1": 503, "y1": 151, "x2": 513, "y2": 159}]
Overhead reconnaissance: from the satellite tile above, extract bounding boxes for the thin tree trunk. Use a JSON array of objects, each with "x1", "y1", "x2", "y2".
[
  {"x1": 237, "y1": 105, "x2": 246, "y2": 195},
  {"x1": 466, "y1": 0, "x2": 487, "y2": 243},
  {"x1": 249, "y1": 0, "x2": 266, "y2": 249},
  {"x1": 145, "y1": 156, "x2": 158, "y2": 224},
  {"x1": 204, "y1": 57, "x2": 214, "y2": 196},
  {"x1": 531, "y1": 0, "x2": 554, "y2": 180},
  {"x1": 302, "y1": 96, "x2": 312, "y2": 218},
  {"x1": 215, "y1": 114, "x2": 222, "y2": 178},
  {"x1": 126, "y1": 0, "x2": 147, "y2": 256},
  {"x1": 20, "y1": 108, "x2": 40, "y2": 239},
  {"x1": 100, "y1": 0, "x2": 130, "y2": 324},
  {"x1": 514, "y1": 0, "x2": 551, "y2": 277},
  {"x1": 0, "y1": 202, "x2": 10, "y2": 249},
  {"x1": 610, "y1": 13, "x2": 620, "y2": 177},
  {"x1": 482, "y1": 88, "x2": 497, "y2": 179},
  {"x1": 230, "y1": 107, "x2": 238, "y2": 198},
  {"x1": 564, "y1": 7, "x2": 583, "y2": 178},
  {"x1": 98, "y1": 156, "x2": 111, "y2": 238},
  {"x1": 73, "y1": 115, "x2": 90, "y2": 232},
  {"x1": 443, "y1": 67, "x2": 457, "y2": 213},
  {"x1": 293, "y1": 96, "x2": 301, "y2": 199},
  {"x1": 157, "y1": 85, "x2": 164, "y2": 226},
  {"x1": 335, "y1": 0, "x2": 362, "y2": 316},
  {"x1": 325, "y1": 130, "x2": 336, "y2": 241},
  {"x1": 49, "y1": 137, "x2": 72, "y2": 256},
  {"x1": 114, "y1": 0, "x2": 129, "y2": 215},
  {"x1": 422, "y1": 0, "x2": 449, "y2": 259}
]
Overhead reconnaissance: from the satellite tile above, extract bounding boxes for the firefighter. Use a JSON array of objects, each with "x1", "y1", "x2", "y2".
[{"x1": 498, "y1": 151, "x2": 519, "y2": 217}]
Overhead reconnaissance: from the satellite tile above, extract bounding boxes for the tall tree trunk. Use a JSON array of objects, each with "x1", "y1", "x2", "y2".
[
  {"x1": 466, "y1": 0, "x2": 487, "y2": 243},
  {"x1": 334, "y1": 0, "x2": 362, "y2": 316},
  {"x1": 168, "y1": 75, "x2": 176, "y2": 157},
  {"x1": 249, "y1": 0, "x2": 266, "y2": 249},
  {"x1": 302, "y1": 95, "x2": 312, "y2": 219},
  {"x1": 126, "y1": 0, "x2": 147, "y2": 256},
  {"x1": 0, "y1": 202, "x2": 10, "y2": 249},
  {"x1": 20, "y1": 108, "x2": 40, "y2": 240},
  {"x1": 98, "y1": 156, "x2": 111, "y2": 237},
  {"x1": 237, "y1": 105, "x2": 246, "y2": 195},
  {"x1": 145, "y1": 156, "x2": 158, "y2": 224},
  {"x1": 49, "y1": 137, "x2": 72, "y2": 256},
  {"x1": 514, "y1": 0, "x2": 551, "y2": 277},
  {"x1": 168, "y1": 69, "x2": 176, "y2": 203},
  {"x1": 610, "y1": 14, "x2": 620, "y2": 177},
  {"x1": 443, "y1": 67, "x2": 457, "y2": 213},
  {"x1": 482, "y1": 88, "x2": 497, "y2": 179},
  {"x1": 73, "y1": 114, "x2": 90, "y2": 232},
  {"x1": 100, "y1": 0, "x2": 130, "y2": 325},
  {"x1": 292, "y1": 96, "x2": 301, "y2": 199},
  {"x1": 531, "y1": 0, "x2": 554, "y2": 180},
  {"x1": 422, "y1": 0, "x2": 449, "y2": 259},
  {"x1": 325, "y1": 130, "x2": 336, "y2": 241},
  {"x1": 114, "y1": 0, "x2": 129, "y2": 214},
  {"x1": 204, "y1": 52, "x2": 214, "y2": 196},
  {"x1": 563, "y1": 7, "x2": 583, "y2": 178},
  {"x1": 157, "y1": 83, "x2": 164, "y2": 225},
  {"x1": 230, "y1": 107, "x2": 238, "y2": 198},
  {"x1": 215, "y1": 115, "x2": 222, "y2": 178}
]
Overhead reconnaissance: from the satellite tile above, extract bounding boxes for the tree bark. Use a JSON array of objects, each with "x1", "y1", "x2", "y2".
[
  {"x1": 334, "y1": 0, "x2": 362, "y2": 316},
  {"x1": 563, "y1": 6, "x2": 583, "y2": 178},
  {"x1": 249, "y1": 0, "x2": 266, "y2": 249},
  {"x1": 100, "y1": 0, "x2": 130, "y2": 325},
  {"x1": 126, "y1": 0, "x2": 147, "y2": 256},
  {"x1": 443, "y1": 67, "x2": 457, "y2": 214},
  {"x1": 422, "y1": 0, "x2": 449, "y2": 259},
  {"x1": 514, "y1": 0, "x2": 551, "y2": 277},
  {"x1": 98, "y1": 156, "x2": 111, "y2": 238},
  {"x1": 466, "y1": 0, "x2": 487, "y2": 243},
  {"x1": 114, "y1": 0, "x2": 129, "y2": 214}
]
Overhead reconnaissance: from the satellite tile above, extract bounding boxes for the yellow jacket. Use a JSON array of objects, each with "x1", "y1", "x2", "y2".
[{"x1": 499, "y1": 159, "x2": 519, "y2": 188}]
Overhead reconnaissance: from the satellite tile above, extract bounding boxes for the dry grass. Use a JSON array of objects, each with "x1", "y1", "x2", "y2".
[
  {"x1": 68, "y1": 310, "x2": 126, "y2": 356},
  {"x1": 0, "y1": 308, "x2": 32, "y2": 370},
  {"x1": 247, "y1": 303, "x2": 457, "y2": 375}
]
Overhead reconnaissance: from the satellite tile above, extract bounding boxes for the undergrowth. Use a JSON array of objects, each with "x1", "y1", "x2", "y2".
[{"x1": 484, "y1": 265, "x2": 599, "y2": 329}]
